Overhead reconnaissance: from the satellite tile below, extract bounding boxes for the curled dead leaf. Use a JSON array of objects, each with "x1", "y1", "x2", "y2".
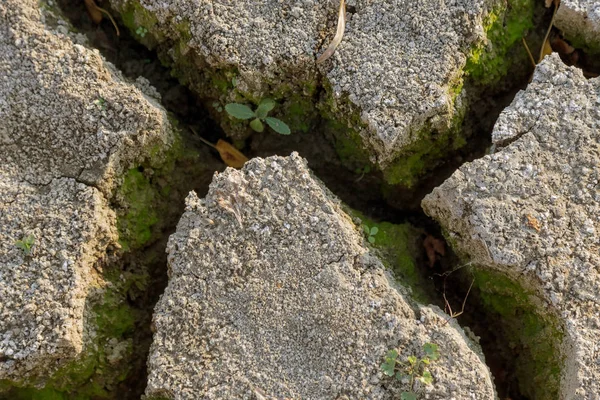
[
  {"x1": 84, "y1": 0, "x2": 103, "y2": 24},
  {"x1": 215, "y1": 139, "x2": 249, "y2": 169},
  {"x1": 424, "y1": 235, "x2": 446, "y2": 268},
  {"x1": 83, "y1": 0, "x2": 120, "y2": 36}
]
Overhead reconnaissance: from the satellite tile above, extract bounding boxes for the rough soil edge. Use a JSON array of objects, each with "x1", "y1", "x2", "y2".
[
  {"x1": 0, "y1": 3, "x2": 196, "y2": 396},
  {"x1": 107, "y1": 0, "x2": 537, "y2": 189}
]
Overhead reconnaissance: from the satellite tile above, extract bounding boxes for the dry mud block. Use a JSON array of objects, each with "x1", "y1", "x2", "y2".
[
  {"x1": 423, "y1": 54, "x2": 600, "y2": 399},
  {"x1": 1, "y1": 0, "x2": 175, "y2": 394},
  {"x1": 555, "y1": 0, "x2": 600, "y2": 50},
  {"x1": 108, "y1": 0, "x2": 530, "y2": 185},
  {"x1": 146, "y1": 153, "x2": 496, "y2": 399}
]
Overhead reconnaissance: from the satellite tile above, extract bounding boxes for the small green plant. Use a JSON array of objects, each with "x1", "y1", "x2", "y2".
[
  {"x1": 93, "y1": 97, "x2": 106, "y2": 111},
  {"x1": 224, "y1": 99, "x2": 291, "y2": 135},
  {"x1": 135, "y1": 26, "x2": 148, "y2": 37},
  {"x1": 363, "y1": 224, "x2": 379, "y2": 244},
  {"x1": 381, "y1": 343, "x2": 440, "y2": 399},
  {"x1": 15, "y1": 234, "x2": 35, "y2": 256},
  {"x1": 354, "y1": 165, "x2": 371, "y2": 182},
  {"x1": 212, "y1": 101, "x2": 223, "y2": 112}
]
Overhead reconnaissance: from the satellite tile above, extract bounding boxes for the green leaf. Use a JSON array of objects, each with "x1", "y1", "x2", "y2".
[
  {"x1": 423, "y1": 343, "x2": 440, "y2": 360},
  {"x1": 363, "y1": 165, "x2": 371, "y2": 174},
  {"x1": 420, "y1": 370, "x2": 433, "y2": 385},
  {"x1": 250, "y1": 118, "x2": 264, "y2": 132},
  {"x1": 381, "y1": 359, "x2": 396, "y2": 376},
  {"x1": 363, "y1": 225, "x2": 370, "y2": 235},
  {"x1": 255, "y1": 98, "x2": 276, "y2": 119},
  {"x1": 15, "y1": 234, "x2": 35, "y2": 255},
  {"x1": 421, "y1": 357, "x2": 430, "y2": 365},
  {"x1": 225, "y1": 103, "x2": 255, "y2": 120},
  {"x1": 368, "y1": 236, "x2": 375, "y2": 244},
  {"x1": 370, "y1": 226, "x2": 379, "y2": 236},
  {"x1": 386, "y1": 349, "x2": 399, "y2": 360},
  {"x1": 265, "y1": 117, "x2": 291, "y2": 135},
  {"x1": 401, "y1": 392, "x2": 417, "y2": 400},
  {"x1": 407, "y1": 355, "x2": 417, "y2": 365}
]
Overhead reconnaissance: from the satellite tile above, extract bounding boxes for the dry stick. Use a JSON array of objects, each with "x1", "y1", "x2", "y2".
[
  {"x1": 317, "y1": 0, "x2": 346, "y2": 63},
  {"x1": 442, "y1": 277, "x2": 475, "y2": 326},
  {"x1": 189, "y1": 127, "x2": 218, "y2": 149},
  {"x1": 85, "y1": 0, "x2": 120, "y2": 36},
  {"x1": 522, "y1": 38, "x2": 537, "y2": 68},
  {"x1": 538, "y1": 2, "x2": 559, "y2": 63}
]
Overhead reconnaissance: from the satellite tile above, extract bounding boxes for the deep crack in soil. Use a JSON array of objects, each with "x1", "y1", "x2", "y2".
[{"x1": 53, "y1": 1, "x2": 570, "y2": 399}]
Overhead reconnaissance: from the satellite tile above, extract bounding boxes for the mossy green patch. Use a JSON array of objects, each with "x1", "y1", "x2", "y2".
[
  {"x1": 117, "y1": 168, "x2": 160, "y2": 252},
  {"x1": 465, "y1": 0, "x2": 535, "y2": 86},
  {"x1": 119, "y1": 1, "x2": 162, "y2": 46},
  {"x1": 349, "y1": 210, "x2": 433, "y2": 304},
  {"x1": 473, "y1": 268, "x2": 564, "y2": 399},
  {"x1": 0, "y1": 274, "x2": 138, "y2": 399},
  {"x1": 382, "y1": 103, "x2": 467, "y2": 187}
]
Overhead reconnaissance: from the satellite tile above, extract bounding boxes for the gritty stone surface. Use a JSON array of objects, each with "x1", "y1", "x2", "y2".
[
  {"x1": 325, "y1": 0, "x2": 494, "y2": 165},
  {"x1": 0, "y1": 0, "x2": 174, "y2": 384},
  {"x1": 0, "y1": 0, "x2": 174, "y2": 196},
  {"x1": 146, "y1": 153, "x2": 496, "y2": 400},
  {"x1": 422, "y1": 54, "x2": 600, "y2": 399},
  {"x1": 0, "y1": 174, "x2": 116, "y2": 382},
  {"x1": 555, "y1": 0, "x2": 600, "y2": 49},
  {"x1": 108, "y1": 0, "x2": 497, "y2": 167}
]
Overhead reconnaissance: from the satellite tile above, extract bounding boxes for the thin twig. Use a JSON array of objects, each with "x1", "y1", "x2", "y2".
[
  {"x1": 522, "y1": 38, "x2": 536, "y2": 68},
  {"x1": 317, "y1": 0, "x2": 346, "y2": 63},
  {"x1": 189, "y1": 127, "x2": 217, "y2": 149},
  {"x1": 538, "y1": 2, "x2": 559, "y2": 63},
  {"x1": 97, "y1": 6, "x2": 120, "y2": 36}
]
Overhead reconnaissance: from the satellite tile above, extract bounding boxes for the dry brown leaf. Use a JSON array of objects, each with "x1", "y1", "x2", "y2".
[
  {"x1": 83, "y1": 0, "x2": 120, "y2": 36},
  {"x1": 84, "y1": 0, "x2": 103, "y2": 24},
  {"x1": 215, "y1": 139, "x2": 249, "y2": 169},
  {"x1": 525, "y1": 214, "x2": 542, "y2": 232},
  {"x1": 540, "y1": 38, "x2": 554, "y2": 60},
  {"x1": 550, "y1": 36, "x2": 575, "y2": 55},
  {"x1": 424, "y1": 235, "x2": 446, "y2": 268}
]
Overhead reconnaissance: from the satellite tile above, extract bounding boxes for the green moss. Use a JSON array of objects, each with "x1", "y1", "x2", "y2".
[
  {"x1": 348, "y1": 210, "x2": 433, "y2": 303},
  {"x1": 383, "y1": 103, "x2": 466, "y2": 187},
  {"x1": 465, "y1": 0, "x2": 535, "y2": 86},
  {"x1": 117, "y1": 168, "x2": 160, "y2": 251},
  {"x1": 120, "y1": 1, "x2": 162, "y2": 45},
  {"x1": 473, "y1": 268, "x2": 564, "y2": 399},
  {"x1": 562, "y1": 32, "x2": 600, "y2": 57},
  {"x1": 0, "y1": 274, "x2": 138, "y2": 399}
]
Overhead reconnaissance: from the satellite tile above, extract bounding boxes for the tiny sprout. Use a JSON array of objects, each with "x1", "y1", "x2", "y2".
[
  {"x1": 381, "y1": 343, "x2": 440, "y2": 399},
  {"x1": 212, "y1": 102, "x2": 223, "y2": 112},
  {"x1": 363, "y1": 225, "x2": 379, "y2": 244},
  {"x1": 15, "y1": 234, "x2": 35, "y2": 256},
  {"x1": 93, "y1": 97, "x2": 106, "y2": 110},
  {"x1": 225, "y1": 98, "x2": 291, "y2": 135},
  {"x1": 136, "y1": 26, "x2": 148, "y2": 38}
]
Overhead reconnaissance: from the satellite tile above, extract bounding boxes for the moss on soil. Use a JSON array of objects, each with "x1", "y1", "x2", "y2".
[
  {"x1": 464, "y1": 0, "x2": 535, "y2": 86},
  {"x1": 348, "y1": 210, "x2": 433, "y2": 304},
  {"x1": 472, "y1": 268, "x2": 564, "y2": 399},
  {"x1": 0, "y1": 272, "x2": 140, "y2": 399}
]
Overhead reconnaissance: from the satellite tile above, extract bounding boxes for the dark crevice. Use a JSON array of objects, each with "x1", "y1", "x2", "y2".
[{"x1": 47, "y1": 1, "x2": 566, "y2": 400}]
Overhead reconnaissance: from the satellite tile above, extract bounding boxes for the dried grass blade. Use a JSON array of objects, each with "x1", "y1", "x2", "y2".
[{"x1": 317, "y1": 0, "x2": 346, "y2": 64}]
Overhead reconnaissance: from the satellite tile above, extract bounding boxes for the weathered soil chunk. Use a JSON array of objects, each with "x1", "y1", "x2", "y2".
[
  {"x1": 146, "y1": 153, "x2": 496, "y2": 399},
  {"x1": 0, "y1": 0, "x2": 174, "y2": 389},
  {"x1": 0, "y1": 177, "x2": 116, "y2": 381},
  {"x1": 555, "y1": 0, "x2": 600, "y2": 50},
  {"x1": 422, "y1": 54, "x2": 600, "y2": 398},
  {"x1": 108, "y1": 0, "x2": 514, "y2": 184}
]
